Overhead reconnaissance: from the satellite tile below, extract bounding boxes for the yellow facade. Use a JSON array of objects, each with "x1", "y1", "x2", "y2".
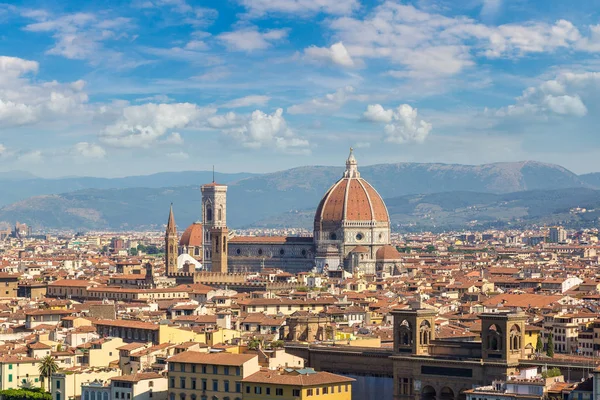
[
  {"x1": 158, "y1": 325, "x2": 206, "y2": 344},
  {"x1": 0, "y1": 358, "x2": 42, "y2": 390},
  {"x1": 242, "y1": 383, "x2": 352, "y2": 400}
]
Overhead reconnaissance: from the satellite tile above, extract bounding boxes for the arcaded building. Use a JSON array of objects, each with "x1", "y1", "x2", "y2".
[{"x1": 165, "y1": 149, "x2": 402, "y2": 275}]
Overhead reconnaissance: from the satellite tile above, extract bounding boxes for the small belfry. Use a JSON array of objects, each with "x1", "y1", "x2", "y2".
[{"x1": 165, "y1": 203, "x2": 178, "y2": 275}]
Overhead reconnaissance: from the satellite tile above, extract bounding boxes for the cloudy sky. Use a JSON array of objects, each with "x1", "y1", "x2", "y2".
[{"x1": 2, "y1": 0, "x2": 600, "y2": 177}]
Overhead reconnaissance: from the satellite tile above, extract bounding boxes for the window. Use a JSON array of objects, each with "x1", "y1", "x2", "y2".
[
  {"x1": 56, "y1": 394, "x2": 61, "y2": 400},
  {"x1": 212, "y1": 380, "x2": 218, "y2": 391},
  {"x1": 192, "y1": 365, "x2": 196, "y2": 373},
  {"x1": 292, "y1": 389, "x2": 301, "y2": 397},
  {"x1": 213, "y1": 366, "x2": 218, "y2": 374},
  {"x1": 246, "y1": 386, "x2": 250, "y2": 394},
  {"x1": 266, "y1": 388, "x2": 270, "y2": 395},
  {"x1": 236, "y1": 367, "x2": 240, "y2": 376},
  {"x1": 170, "y1": 378, "x2": 175, "y2": 388},
  {"x1": 56, "y1": 380, "x2": 61, "y2": 389},
  {"x1": 180, "y1": 364, "x2": 186, "y2": 372},
  {"x1": 235, "y1": 383, "x2": 241, "y2": 393},
  {"x1": 323, "y1": 387, "x2": 329, "y2": 394},
  {"x1": 224, "y1": 381, "x2": 229, "y2": 393},
  {"x1": 346, "y1": 384, "x2": 349, "y2": 392},
  {"x1": 202, "y1": 380, "x2": 207, "y2": 391},
  {"x1": 307, "y1": 389, "x2": 313, "y2": 396},
  {"x1": 224, "y1": 367, "x2": 229, "y2": 375},
  {"x1": 127, "y1": 394, "x2": 130, "y2": 399},
  {"x1": 276, "y1": 388, "x2": 283, "y2": 396},
  {"x1": 202, "y1": 365, "x2": 207, "y2": 374},
  {"x1": 149, "y1": 391, "x2": 153, "y2": 398},
  {"x1": 180, "y1": 378, "x2": 186, "y2": 389},
  {"x1": 149, "y1": 382, "x2": 153, "y2": 388},
  {"x1": 8, "y1": 375, "x2": 12, "y2": 383},
  {"x1": 254, "y1": 387, "x2": 262, "y2": 394},
  {"x1": 8, "y1": 364, "x2": 12, "y2": 370},
  {"x1": 192, "y1": 379, "x2": 197, "y2": 390},
  {"x1": 169, "y1": 364, "x2": 174, "y2": 371},
  {"x1": 169, "y1": 394, "x2": 175, "y2": 400},
  {"x1": 115, "y1": 393, "x2": 120, "y2": 399}
]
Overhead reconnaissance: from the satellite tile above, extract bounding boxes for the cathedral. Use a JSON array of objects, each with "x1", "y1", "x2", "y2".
[{"x1": 165, "y1": 149, "x2": 403, "y2": 277}]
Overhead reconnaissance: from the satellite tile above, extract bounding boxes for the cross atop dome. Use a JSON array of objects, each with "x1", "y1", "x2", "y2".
[{"x1": 344, "y1": 147, "x2": 360, "y2": 178}]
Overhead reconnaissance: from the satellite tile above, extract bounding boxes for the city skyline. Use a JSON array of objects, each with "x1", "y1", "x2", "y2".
[{"x1": 3, "y1": 0, "x2": 600, "y2": 177}]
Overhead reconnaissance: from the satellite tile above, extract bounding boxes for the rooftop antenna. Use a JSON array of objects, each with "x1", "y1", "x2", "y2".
[{"x1": 212, "y1": 165, "x2": 215, "y2": 183}]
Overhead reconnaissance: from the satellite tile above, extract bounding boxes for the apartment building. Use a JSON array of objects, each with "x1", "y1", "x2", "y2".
[{"x1": 167, "y1": 352, "x2": 259, "y2": 400}]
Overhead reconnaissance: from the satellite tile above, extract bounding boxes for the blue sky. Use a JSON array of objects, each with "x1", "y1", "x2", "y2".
[{"x1": 2, "y1": 0, "x2": 600, "y2": 177}]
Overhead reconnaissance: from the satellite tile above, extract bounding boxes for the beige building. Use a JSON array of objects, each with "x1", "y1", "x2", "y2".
[
  {"x1": 111, "y1": 373, "x2": 168, "y2": 400},
  {"x1": 167, "y1": 352, "x2": 260, "y2": 400},
  {"x1": 0, "y1": 355, "x2": 41, "y2": 389},
  {"x1": 52, "y1": 369, "x2": 120, "y2": 400}
]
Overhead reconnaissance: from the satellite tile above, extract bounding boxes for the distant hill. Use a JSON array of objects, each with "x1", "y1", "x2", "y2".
[
  {"x1": 0, "y1": 161, "x2": 597, "y2": 231},
  {"x1": 254, "y1": 188, "x2": 600, "y2": 232}
]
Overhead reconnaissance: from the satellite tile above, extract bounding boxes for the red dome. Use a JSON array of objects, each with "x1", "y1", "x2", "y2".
[
  {"x1": 179, "y1": 222, "x2": 203, "y2": 247},
  {"x1": 314, "y1": 177, "x2": 389, "y2": 224}
]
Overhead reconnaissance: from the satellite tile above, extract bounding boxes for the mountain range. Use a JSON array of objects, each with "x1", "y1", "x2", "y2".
[{"x1": 1, "y1": 161, "x2": 600, "y2": 231}]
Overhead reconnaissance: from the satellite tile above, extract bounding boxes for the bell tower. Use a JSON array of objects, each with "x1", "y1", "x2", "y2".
[
  {"x1": 480, "y1": 311, "x2": 526, "y2": 364},
  {"x1": 391, "y1": 298, "x2": 436, "y2": 356},
  {"x1": 201, "y1": 181, "x2": 227, "y2": 271},
  {"x1": 165, "y1": 204, "x2": 178, "y2": 275}
]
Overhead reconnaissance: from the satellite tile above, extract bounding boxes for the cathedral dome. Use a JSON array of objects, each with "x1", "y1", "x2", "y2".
[
  {"x1": 314, "y1": 148, "x2": 389, "y2": 227},
  {"x1": 376, "y1": 245, "x2": 401, "y2": 260},
  {"x1": 179, "y1": 222, "x2": 203, "y2": 247}
]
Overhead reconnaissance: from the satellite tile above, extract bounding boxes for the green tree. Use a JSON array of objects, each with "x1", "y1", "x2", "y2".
[
  {"x1": 248, "y1": 338, "x2": 262, "y2": 350},
  {"x1": 129, "y1": 247, "x2": 138, "y2": 256},
  {"x1": 546, "y1": 332, "x2": 555, "y2": 357},
  {"x1": 38, "y1": 355, "x2": 58, "y2": 392},
  {"x1": 535, "y1": 335, "x2": 543, "y2": 354},
  {"x1": 146, "y1": 245, "x2": 160, "y2": 255},
  {"x1": 425, "y1": 245, "x2": 436, "y2": 253},
  {"x1": 0, "y1": 388, "x2": 51, "y2": 400}
]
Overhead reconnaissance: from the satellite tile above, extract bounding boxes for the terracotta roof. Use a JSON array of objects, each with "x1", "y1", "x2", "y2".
[
  {"x1": 376, "y1": 245, "x2": 401, "y2": 260},
  {"x1": 94, "y1": 319, "x2": 159, "y2": 331},
  {"x1": 168, "y1": 351, "x2": 257, "y2": 366},
  {"x1": 111, "y1": 372, "x2": 162, "y2": 382},
  {"x1": 242, "y1": 369, "x2": 354, "y2": 386},
  {"x1": 180, "y1": 222, "x2": 203, "y2": 247},
  {"x1": 315, "y1": 176, "x2": 388, "y2": 224},
  {"x1": 49, "y1": 279, "x2": 92, "y2": 287},
  {"x1": 350, "y1": 246, "x2": 369, "y2": 253}
]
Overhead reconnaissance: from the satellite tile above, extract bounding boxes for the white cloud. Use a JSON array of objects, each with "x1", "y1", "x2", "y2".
[
  {"x1": 480, "y1": 0, "x2": 502, "y2": 20},
  {"x1": 0, "y1": 56, "x2": 89, "y2": 127},
  {"x1": 135, "y1": 0, "x2": 218, "y2": 27},
  {"x1": 73, "y1": 142, "x2": 106, "y2": 159},
  {"x1": 218, "y1": 28, "x2": 288, "y2": 51},
  {"x1": 236, "y1": 0, "x2": 358, "y2": 17},
  {"x1": 167, "y1": 151, "x2": 190, "y2": 159},
  {"x1": 317, "y1": 2, "x2": 600, "y2": 80},
  {"x1": 135, "y1": 94, "x2": 174, "y2": 103},
  {"x1": 492, "y1": 72, "x2": 600, "y2": 119},
  {"x1": 207, "y1": 112, "x2": 245, "y2": 129},
  {"x1": 18, "y1": 150, "x2": 43, "y2": 163},
  {"x1": 193, "y1": 67, "x2": 230, "y2": 81},
  {"x1": 100, "y1": 103, "x2": 215, "y2": 148},
  {"x1": 163, "y1": 132, "x2": 184, "y2": 144},
  {"x1": 304, "y1": 42, "x2": 355, "y2": 67},
  {"x1": 22, "y1": 12, "x2": 133, "y2": 64},
  {"x1": 222, "y1": 95, "x2": 270, "y2": 108},
  {"x1": 364, "y1": 104, "x2": 432, "y2": 144},
  {"x1": 288, "y1": 86, "x2": 360, "y2": 114},
  {"x1": 220, "y1": 108, "x2": 309, "y2": 153},
  {"x1": 363, "y1": 104, "x2": 394, "y2": 123}
]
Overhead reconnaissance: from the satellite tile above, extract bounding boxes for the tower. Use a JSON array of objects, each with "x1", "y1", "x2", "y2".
[
  {"x1": 480, "y1": 311, "x2": 526, "y2": 364},
  {"x1": 201, "y1": 181, "x2": 227, "y2": 272},
  {"x1": 165, "y1": 204, "x2": 178, "y2": 275},
  {"x1": 211, "y1": 226, "x2": 229, "y2": 273},
  {"x1": 391, "y1": 299, "x2": 436, "y2": 356}
]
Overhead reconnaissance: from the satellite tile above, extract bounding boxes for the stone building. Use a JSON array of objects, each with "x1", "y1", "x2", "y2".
[{"x1": 165, "y1": 149, "x2": 402, "y2": 277}]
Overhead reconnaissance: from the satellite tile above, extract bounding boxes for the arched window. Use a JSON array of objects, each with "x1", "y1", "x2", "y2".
[
  {"x1": 419, "y1": 320, "x2": 431, "y2": 345},
  {"x1": 103, "y1": 392, "x2": 108, "y2": 400},
  {"x1": 84, "y1": 392, "x2": 90, "y2": 400},
  {"x1": 218, "y1": 207, "x2": 222, "y2": 221},
  {"x1": 487, "y1": 324, "x2": 503, "y2": 351},
  {"x1": 510, "y1": 324, "x2": 522, "y2": 351},
  {"x1": 180, "y1": 393, "x2": 186, "y2": 400},
  {"x1": 206, "y1": 207, "x2": 212, "y2": 222},
  {"x1": 91, "y1": 391, "x2": 96, "y2": 400}
]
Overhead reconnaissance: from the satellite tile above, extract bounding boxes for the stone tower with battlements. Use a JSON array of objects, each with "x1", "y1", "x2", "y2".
[
  {"x1": 201, "y1": 182, "x2": 227, "y2": 272},
  {"x1": 165, "y1": 204, "x2": 178, "y2": 275}
]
